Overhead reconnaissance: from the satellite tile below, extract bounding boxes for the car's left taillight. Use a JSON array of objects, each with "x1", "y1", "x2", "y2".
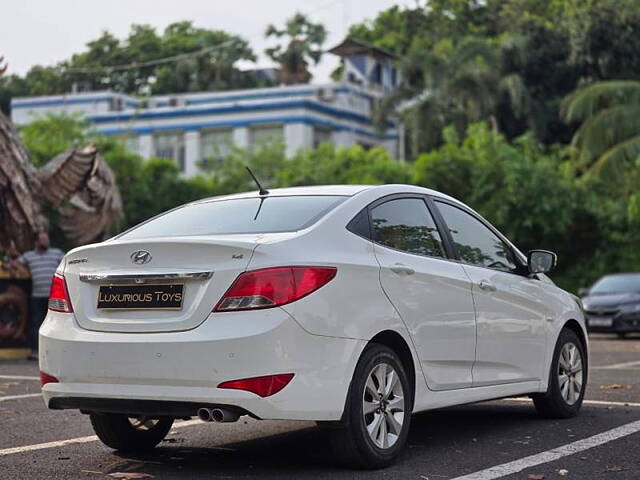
[{"x1": 48, "y1": 273, "x2": 73, "y2": 313}]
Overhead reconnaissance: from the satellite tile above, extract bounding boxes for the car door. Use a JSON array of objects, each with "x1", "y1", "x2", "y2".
[
  {"x1": 434, "y1": 199, "x2": 550, "y2": 386},
  {"x1": 369, "y1": 195, "x2": 477, "y2": 390}
]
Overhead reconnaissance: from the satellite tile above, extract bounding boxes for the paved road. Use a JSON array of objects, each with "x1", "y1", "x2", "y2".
[{"x1": 1, "y1": 333, "x2": 639, "y2": 479}]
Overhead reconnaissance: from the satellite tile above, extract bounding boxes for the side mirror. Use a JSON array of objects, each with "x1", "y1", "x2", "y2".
[
  {"x1": 577, "y1": 287, "x2": 589, "y2": 297},
  {"x1": 527, "y1": 249, "x2": 557, "y2": 274}
]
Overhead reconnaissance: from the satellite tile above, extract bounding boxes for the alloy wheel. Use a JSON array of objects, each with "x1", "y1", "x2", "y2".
[
  {"x1": 558, "y1": 342, "x2": 583, "y2": 405},
  {"x1": 362, "y1": 362, "x2": 405, "y2": 449}
]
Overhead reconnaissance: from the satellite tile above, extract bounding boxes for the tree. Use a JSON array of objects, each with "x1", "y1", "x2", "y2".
[
  {"x1": 375, "y1": 35, "x2": 534, "y2": 157},
  {"x1": 19, "y1": 113, "x2": 88, "y2": 166},
  {"x1": 351, "y1": 0, "x2": 640, "y2": 148},
  {"x1": 348, "y1": 5, "x2": 431, "y2": 56},
  {"x1": 349, "y1": 1, "x2": 495, "y2": 55},
  {"x1": 0, "y1": 22, "x2": 261, "y2": 111},
  {"x1": 276, "y1": 143, "x2": 411, "y2": 186},
  {"x1": 150, "y1": 22, "x2": 259, "y2": 94},
  {"x1": 65, "y1": 22, "x2": 259, "y2": 95},
  {"x1": 265, "y1": 13, "x2": 326, "y2": 85}
]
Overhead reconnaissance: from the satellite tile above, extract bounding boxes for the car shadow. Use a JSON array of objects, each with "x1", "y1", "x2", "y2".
[{"x1": 108, "y1": 402, "x2": 568, "y2": 479}]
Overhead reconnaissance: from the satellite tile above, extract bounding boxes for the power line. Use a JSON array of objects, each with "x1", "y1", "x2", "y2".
[
  {"x1": 62, "y1": 40, "x2": 238, "y2": 74},
  {"x1": 56, "y1": 2, "x2": 345, "y2": 76}
]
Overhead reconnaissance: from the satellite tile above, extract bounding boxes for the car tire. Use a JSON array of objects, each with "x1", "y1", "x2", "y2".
[
  {"x1": 533, "y1": 328, "x2": 587, "y2": 418},
  {"x1": 616, "y1": 332, "x2": 627, "y2": 339},
  {"x1": 90, "y1": 413, "x2": 174, "y2": 452},
  {"x1": 327, "y1": 343, "x2": 413, "y2": 469}
]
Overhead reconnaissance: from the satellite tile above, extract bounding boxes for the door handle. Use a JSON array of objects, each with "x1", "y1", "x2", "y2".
[
  {"x1": 478, "y1": 280, "x2": 497, "y2": 291},
  {"x1": 390, "y1": 263, "x2": 415, "y2": 275}
]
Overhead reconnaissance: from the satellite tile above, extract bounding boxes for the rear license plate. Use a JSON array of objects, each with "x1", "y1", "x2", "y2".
[
  {"x1": 97, "y1": 284, "x2": 184, "y2": 310},
  {"x1": 587, "y1": 316, "x2": 613, "y2": 327}
]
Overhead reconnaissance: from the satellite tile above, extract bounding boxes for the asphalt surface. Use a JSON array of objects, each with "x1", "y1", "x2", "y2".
[{"x1": 1, "y1": 333, "x2": 639, "y2": 479}]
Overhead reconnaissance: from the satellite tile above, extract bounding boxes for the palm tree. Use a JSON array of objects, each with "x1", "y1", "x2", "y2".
[
  {"x1": 265, "y1": 13, "x2": 326, "y2": 85},
  {"x1": 562, "y1": 80, "x2": 640, "y2": 176}
]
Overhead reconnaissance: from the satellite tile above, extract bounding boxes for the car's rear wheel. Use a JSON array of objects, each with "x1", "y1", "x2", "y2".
[
  {"x1": 90, "y1": 413, "x2": 173, "y2": 452},
  {"x1": 327, "y1": 344, "x2": 412, "y2": 469},
  {"x1": 533, "y1": 328, "x2": 586, "y2": 418}
]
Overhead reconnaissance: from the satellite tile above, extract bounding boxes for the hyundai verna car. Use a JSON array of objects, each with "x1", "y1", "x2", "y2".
[
  {"x1": 581, "y1": 273, "x2": 640, "y2": 338},
  {"x1": 40, "y1": 185, "x2": 588, "y2": 468}
]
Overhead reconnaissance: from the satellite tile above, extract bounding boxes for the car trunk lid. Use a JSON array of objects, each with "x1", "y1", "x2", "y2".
[{"x1": 63, "y1": 235, "x2": 260, "y2": 333}]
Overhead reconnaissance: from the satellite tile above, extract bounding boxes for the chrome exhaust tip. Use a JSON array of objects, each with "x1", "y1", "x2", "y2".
[
  {"x1": 197, "y1": 407, "x2": 213, "y2": 422},
  {"x1": 211, "y1": 408, "x2": 240, "y2": 423}
]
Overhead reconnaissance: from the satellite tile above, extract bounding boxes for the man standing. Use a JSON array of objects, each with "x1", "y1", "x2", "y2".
[{"x1": 19, "y1": 232, "x2": 64, "y2": 359}]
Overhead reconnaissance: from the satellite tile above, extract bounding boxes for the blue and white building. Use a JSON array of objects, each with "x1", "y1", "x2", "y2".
[{"x1": 11, "y1": 38, "x2": 404, "y2": 176}]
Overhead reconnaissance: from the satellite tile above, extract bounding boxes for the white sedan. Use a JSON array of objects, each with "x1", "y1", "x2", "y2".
[{"x1": 40, "y1": 184, "x2": 588, "y2": 468}]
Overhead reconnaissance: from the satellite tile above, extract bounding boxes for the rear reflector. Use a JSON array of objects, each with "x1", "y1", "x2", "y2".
[
  {"x1": 40, "y1": 371, "x2": 59, "y2": 386},
  {"x1": 217, "y1": 373, "x2": 295, "y2": 397},
  {"x1": 48, "y1": 273, "x2": 73, "y2": 313},
  {"x1": 214, "y1": 266, "x2": 336, "y2": 312}
]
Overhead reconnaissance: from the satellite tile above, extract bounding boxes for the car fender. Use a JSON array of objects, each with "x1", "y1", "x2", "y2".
[{"x1": 539, "y1": 286, "x2": 589, "y2": 391}]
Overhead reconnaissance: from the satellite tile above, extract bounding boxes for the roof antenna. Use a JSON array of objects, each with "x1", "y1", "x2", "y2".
[{"x1": 246, "y1": 166, "x2": 269, "y2": 196}]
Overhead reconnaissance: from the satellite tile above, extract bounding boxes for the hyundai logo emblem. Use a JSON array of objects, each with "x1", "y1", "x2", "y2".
[{"x1": 130, "y1": 250, "x2": 152, "y2": 265}]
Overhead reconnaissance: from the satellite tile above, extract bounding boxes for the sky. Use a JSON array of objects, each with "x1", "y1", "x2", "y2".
[{"x1": 1, "y1": 0, "x2": 413, "y2": 84}]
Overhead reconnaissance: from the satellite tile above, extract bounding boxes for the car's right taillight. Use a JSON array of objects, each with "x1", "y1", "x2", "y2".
[
  {"x1": 48, "y1": 273, "x2": 73, "y2": 313},
  {"x1": 214, "y1": 266, "x2": 337, "y2": 312}
]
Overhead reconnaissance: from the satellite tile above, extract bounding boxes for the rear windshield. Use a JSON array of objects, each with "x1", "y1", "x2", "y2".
[
  {"x1": 119, "y1": 195, "x2": 347, "y2": 239},
  {"x1": 590, "y1": 275, "x2": 640, "y2": 295}
]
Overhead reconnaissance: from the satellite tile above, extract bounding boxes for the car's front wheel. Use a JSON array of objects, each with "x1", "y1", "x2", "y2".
[
  {"x1": 90, "y1": 413, "x2": 174, "y2": 452},
  {"x1": 327, "y1": 344, "x2": 412, "y2": 469},
  {"x1": 533, "y1": 328, "x2": 587, "y2": 418}
]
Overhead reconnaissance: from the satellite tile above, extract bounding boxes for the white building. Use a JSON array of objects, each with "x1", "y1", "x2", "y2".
[{"x1": 11, "y1": 39, "x2": 404, "y2": 176}]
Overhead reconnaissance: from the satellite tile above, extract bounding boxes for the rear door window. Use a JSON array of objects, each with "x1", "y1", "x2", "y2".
[
  {"x1": 370, "y1": 198, "x2": 446, "y2": 257},
  {"x1": 119, "y1": 195, "x2": 347, "y2": 239}
]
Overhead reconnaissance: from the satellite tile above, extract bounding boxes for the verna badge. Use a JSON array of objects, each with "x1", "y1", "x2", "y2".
[{"x1": 130, "y1": 250, "x2": 152, "y2": 265}]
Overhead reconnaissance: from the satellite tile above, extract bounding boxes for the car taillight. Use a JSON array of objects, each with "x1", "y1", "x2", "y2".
[
  {"x1": 48, "y1": 273, "x2": 73, "y2": 313},
  {"x1": 40, "y1": 371, "x2": 59, "y2": 386},
  {"x1": 218, "y1": 373, "x2": 294, "y2": 397},
  {"x1": 214, "y1": 266, "x2": 336, "y2": 312}
]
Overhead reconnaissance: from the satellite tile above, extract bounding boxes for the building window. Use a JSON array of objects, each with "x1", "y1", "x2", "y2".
[
  {"x1": 201, "y1": 129, "x2": 233, "y2": 169},
  {"x1": 371, "y1": 62, "x2": 382, "y2": 85},
  {"x1": 154, "y1": 132, "x2": 185, "y2": 171},
  {"x1": 110, "y1": 98, "x2": 124, "y2": 111},
  {"x1": 313, "y1": 126, "x2": 332, "y2": 147},
  {"x1": 250, "y1": 125, "x2": 284, "y2": 148}
]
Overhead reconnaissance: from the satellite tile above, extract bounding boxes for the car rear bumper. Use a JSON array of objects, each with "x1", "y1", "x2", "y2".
[{"x1": 39, "y1": 309, "x2": 365, "y2": 421}]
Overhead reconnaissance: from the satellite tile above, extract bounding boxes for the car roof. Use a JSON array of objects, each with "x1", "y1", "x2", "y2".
[{"x1": 194, "y1": 184, "x2": 456, "y2": 204}]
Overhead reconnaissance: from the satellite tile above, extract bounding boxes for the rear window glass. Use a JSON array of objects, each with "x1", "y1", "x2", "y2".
[{"x1": 119, "y1": 195, "x2": 347, "y2": 239}]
